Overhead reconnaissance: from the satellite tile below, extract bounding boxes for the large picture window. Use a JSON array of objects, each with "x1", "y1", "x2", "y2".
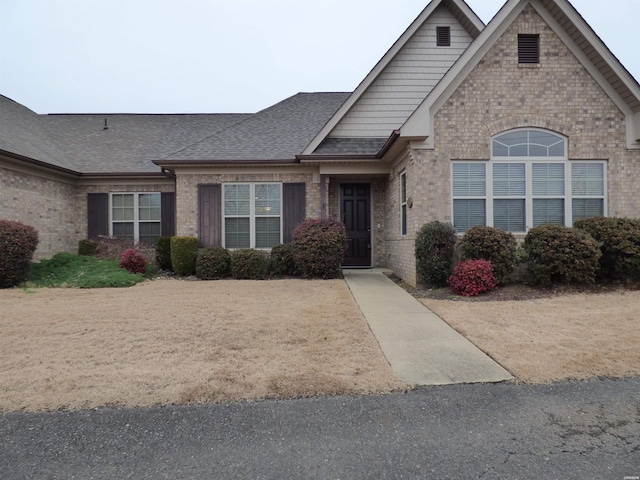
[
  {"x1": 110, "y1": 192, "x2": 161, "y2": 244},
  {"x1": 452, "y1": 129, "x2": 606, "y2": 233},
  {"x1": 223, "y1": 183, "x2": 282, "y2": 249}
]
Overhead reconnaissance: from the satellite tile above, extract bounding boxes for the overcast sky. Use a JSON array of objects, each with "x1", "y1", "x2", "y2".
[{"x1": 1, "y1": 0, "x2": 638, "y2": 114}]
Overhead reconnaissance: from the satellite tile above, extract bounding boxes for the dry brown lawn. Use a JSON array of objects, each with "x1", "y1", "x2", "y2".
[
  {"x1": 0, "y1": 279, "x2": 404, "y2": 412},
  {"x1": 421, "y1": 290, "x2": 640, "y2": 384}
]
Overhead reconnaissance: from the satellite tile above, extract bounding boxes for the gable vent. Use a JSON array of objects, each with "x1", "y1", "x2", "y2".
[
  {"x1": 436, "y1": 26, "x2": 451, "y2": 47},
  {"x1": 518, "y1": 34, "x2": 540, "y2": 64}
]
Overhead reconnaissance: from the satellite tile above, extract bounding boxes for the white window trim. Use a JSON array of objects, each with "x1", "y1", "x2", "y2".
[
  {"x1": 451, "y1": 159, "x2": 607, "y2": 232},
  {"x1": 109, "y1": 192, "x2": 161, "y2": 243},
  {"x1": 400, "y1": 171, "x2": 407, "y2": 236},
  {"x1": 222, "y1": 183, "x2": 283, "y2": 249}
]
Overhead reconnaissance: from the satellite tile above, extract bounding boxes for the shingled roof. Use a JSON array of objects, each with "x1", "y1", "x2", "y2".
[
  {"x1": 0, "y1": 92, "x2": 350, "y2": 174},
  {"x1": 40, "y1": 113, "x2": 250, "y2": 174},
  {"x1": 162, "y1": 92, "x2": 350, "y2": 163},
  {"x1": 0, "y1": 95, "x2": 76, "y2": 172}
]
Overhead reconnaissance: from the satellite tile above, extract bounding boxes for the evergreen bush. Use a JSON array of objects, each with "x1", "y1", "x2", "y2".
[
  {"x1": 170, "y1": 236, "x2": 198, "y2": 276},
  {"x1": 267, "y1": 243, "x2": 298, "y2": 276},
  {"x1": 459, "y1": 226, "x2": 517, "y2": 284},
  {"x1": 231, "y1": 249, "x2": 268, "y2": 279},
  {"x1": 574, "y1": 217, "x2": 640, "y2": 281},
  {"x1": 154, "y1": 236, "x2": 173, "y2": 271},
  {"x1": 524, "y1": 225, "x2": 601, "y2": 286},
  {"x1": 78, "y1": 239, "x2": 98, "y2": 256},
  {"x1": 196, "y1": 246, "x2": 231, "y2": 280},
  {"x1": 415, "y1": 221, "x2": 457, "y2": 286},
  {"x1": 291, "y1": 218, "x2": 347, "y2": 279},
  {"x1": 0, "y1": 219, "x2": 39, "y2": 288}
]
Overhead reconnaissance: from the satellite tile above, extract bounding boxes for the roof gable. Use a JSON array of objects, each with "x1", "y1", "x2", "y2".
[
  {"x1": 302, "y1": 0, "x2": 484, "y2": 155},
  {"x1": 402, "y1": 0, "x2": 640, "y2": 147}
]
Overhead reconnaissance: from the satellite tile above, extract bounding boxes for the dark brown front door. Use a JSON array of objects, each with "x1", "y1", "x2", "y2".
[{"x1": 342, "y1": 183, "x2": 371, "y2": 267}]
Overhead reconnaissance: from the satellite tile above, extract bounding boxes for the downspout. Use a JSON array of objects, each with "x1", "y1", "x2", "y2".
[{"x1": 320, "y1": 174, "x2": 327, "y2": 219}]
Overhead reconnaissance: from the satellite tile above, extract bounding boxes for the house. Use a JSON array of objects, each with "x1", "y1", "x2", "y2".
[{"x1": 1, "y1": 0, "x2": 639, "y2": 286}]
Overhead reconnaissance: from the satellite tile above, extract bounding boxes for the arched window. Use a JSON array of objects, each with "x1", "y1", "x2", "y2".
[
  {"x1": 452, "y1": 129, "x2": 605, "y2": 233},
  {"x1": 492, "y1": 129, "x2": 565, "y2": 157}
]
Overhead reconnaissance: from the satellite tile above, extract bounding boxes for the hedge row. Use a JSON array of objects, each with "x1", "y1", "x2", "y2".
[
  {"x1": 415, "y1": 217, "x2": 640, "y2": 295},
  {"x1": 151, "y1": 218, "x2": 347, "y2": 280}
]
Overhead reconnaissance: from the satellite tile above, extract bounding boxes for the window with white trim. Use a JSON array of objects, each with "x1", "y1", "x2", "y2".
[
  {"x1": 400, "y1": 171, "x2": 408, "y2": 235},
  {"x1": 110, "y1": 192, "x2": 161, "y2": 244},
  {"x1": 452, "y1": 129, "x2": 606, "y2": 233},
  {"x1": 223, "y1": 183, "x2": 282, "y2": 249}
]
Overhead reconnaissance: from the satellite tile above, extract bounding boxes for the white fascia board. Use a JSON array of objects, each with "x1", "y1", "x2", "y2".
[
  {"x1": 302, "y1": 0, "x2": 485, "y2": 155},
  {"x1": 632, "y1": 112, "x2": 640, "y2": 146},
  {"x1": 401, "y1": 0, "x2": 524, "y2": 142}
]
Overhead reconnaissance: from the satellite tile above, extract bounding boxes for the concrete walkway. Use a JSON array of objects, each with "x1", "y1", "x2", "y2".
[{"x1": 342, "y1": 268, "x2": 513, "y2": 386}]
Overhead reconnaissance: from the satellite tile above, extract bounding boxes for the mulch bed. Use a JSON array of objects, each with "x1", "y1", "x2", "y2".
[{"x1": 384, "y1": 272, "x2": 640, "y2": 302}]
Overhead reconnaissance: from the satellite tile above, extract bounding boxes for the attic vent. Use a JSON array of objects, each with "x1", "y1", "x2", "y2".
[
  {"x1": 436, "y1": 26, "x2": 450, "y2": 46},
  {"x1": 518, "y1": 34, "x2": 539, "y2": 64}
]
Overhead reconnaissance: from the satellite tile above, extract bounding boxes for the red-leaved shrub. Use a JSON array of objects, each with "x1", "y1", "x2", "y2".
[
  {"x1": 447, "y1": 259, "x2": 498, "y2": 297},
  {"x1": 119, "y1": 248, "x2": 148, "y2": 274}
]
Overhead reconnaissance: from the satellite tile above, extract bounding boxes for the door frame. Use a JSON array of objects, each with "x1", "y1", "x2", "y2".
[{"x1": 340, "y1": 182, "x2": 373, "y2": 267}]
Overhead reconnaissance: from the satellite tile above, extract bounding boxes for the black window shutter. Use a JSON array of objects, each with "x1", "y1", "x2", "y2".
[
  {"x1": 198, "y1": 184, "x2": 221, "y2": 247},
  {"x1": 87, "y1": 193, "x2": 109, "y2": 239},
  {"x1": 161, "y1": 192, "x2": 176, "y2": 237},
  {"x1": 518, "y1": 34, "x2": 539, "y2": 64},
  {"x1": 436, "y1": 26, "x2": 450, "y2": 47},
  {"x1": 283, "y1": 183, "x2": 306, "y2": 244}
]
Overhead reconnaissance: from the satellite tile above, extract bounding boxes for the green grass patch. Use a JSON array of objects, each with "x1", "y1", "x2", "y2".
[{"x1": 28, "y1": 252, "x2": 147, "y2": 288}]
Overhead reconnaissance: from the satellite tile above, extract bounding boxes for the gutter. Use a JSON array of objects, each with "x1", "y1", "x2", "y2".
[
  {"x1": 0, "y1": 149, "x2": 80, "y2": 177},
  {"x1": 153, "y1": 158, "x2": 300, "y2": 167}
]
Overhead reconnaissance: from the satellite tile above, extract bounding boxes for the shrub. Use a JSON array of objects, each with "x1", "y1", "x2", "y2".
[
  {"x1": 447, "y1": 259, "x2": 498, "y2": 297},
  {"x1": 155, "y1": 236, "x2": 173, "y2": 271},
  {"x1": 170, "y1": 236, "x2": 199, "y2": 276},
  {"x1": 574, "y1": 217, "x2": 640, "y2": 281},
  {"x1": 459, "y1": 226, "x2": 517, "y2": 284},
  {"x1": 291, "y1": 218, "x2": 347, "y2": 279},
  {"x1": 267, "y1": 244, "x2": 298, "y2": 276},
  {"x1": 119, "y1": 248, "x2": 148, "y2": 274},
  {"x1": 415, "y1": 221, "x2": 457, "y2": 286},
  {"x1": 0, "y1": 220, "x2": 39, "y2": 288},
  {"x1": 78, "y1": 239, "x2": 98, "y2": 256},
  {"x1": 231, "y1": 249, "x2": 268, "y2": 279},
  {"x1": 524, "y1": 225, "x2": 601, "y2": 286},
  {"x1": 196, "y1": 246, "x2": 231, "y2": 280}
]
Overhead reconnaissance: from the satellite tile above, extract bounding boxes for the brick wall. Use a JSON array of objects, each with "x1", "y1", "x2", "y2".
[{"x1": 0, "y1": 166, "x2": 77, "y2": 260}]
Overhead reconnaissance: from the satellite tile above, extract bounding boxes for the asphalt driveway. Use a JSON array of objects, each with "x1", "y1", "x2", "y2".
[{"x1": 2, "y1": 377, "x2": 638, "y2": 479}]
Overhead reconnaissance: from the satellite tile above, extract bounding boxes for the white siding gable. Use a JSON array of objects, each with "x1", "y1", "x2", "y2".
[{"x1": 330, "y1": 5, "x2": 472, "y2": 138}]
